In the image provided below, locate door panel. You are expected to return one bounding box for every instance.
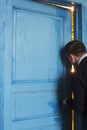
[4,0,71,130]
[13,8,63,81]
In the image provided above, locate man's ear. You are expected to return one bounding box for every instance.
[70,54,75,63]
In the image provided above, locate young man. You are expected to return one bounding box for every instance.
[63,40,87,130]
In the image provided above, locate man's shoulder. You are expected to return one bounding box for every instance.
[79,56,87,67]
[76,57,87,79]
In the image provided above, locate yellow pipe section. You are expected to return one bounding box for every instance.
[71,5,75,130]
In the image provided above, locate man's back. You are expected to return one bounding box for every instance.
[78,56,87,115]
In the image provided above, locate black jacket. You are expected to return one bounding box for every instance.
[67,56,87,114]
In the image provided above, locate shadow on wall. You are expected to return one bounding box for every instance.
[58,47,72,130]
[48,47,72,130]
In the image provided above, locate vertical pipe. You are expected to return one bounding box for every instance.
[71,6,75,40]
[71,5,75,130]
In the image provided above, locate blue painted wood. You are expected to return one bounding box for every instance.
[0,21,4,130]
[0,0,72,130]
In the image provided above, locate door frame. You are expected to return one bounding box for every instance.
[35,0,82,41]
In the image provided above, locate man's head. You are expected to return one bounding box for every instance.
[65,40,86,64]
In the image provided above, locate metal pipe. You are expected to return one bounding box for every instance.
[35,0,72,10]
[71,5,75,130]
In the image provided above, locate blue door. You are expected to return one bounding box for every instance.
[1,0,72,130]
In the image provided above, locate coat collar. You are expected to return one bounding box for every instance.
[78,53,87,65]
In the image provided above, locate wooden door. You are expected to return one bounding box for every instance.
[0,0,72,130]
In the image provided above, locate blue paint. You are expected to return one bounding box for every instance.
[0,0,83,130]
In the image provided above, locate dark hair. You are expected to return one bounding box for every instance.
[65,40,86,56]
